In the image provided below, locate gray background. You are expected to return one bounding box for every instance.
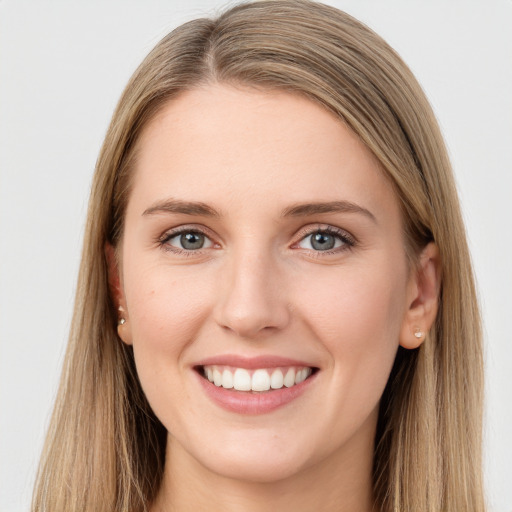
[1,1,511,510]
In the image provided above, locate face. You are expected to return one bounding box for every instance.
[116,84,419,483]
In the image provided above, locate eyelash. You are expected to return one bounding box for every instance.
[293,225,356,255]
[158,226,216,256]
[157,224,356,256]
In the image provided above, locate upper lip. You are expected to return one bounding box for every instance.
[194,354,317,369]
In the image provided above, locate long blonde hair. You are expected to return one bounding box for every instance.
[32,1,484,511]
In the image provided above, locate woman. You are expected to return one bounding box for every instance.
[32,1,485,511]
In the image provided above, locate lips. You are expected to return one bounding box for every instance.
[194,355,318,414]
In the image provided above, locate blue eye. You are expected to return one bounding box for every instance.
[297,230,349,251]
[165,231,213,251]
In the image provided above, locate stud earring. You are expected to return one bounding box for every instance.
[414,327,424,339]
[118,305,126,326]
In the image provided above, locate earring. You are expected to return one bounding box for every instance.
[414,327,424,339]
[118,305,126,326]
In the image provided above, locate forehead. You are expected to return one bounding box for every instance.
[129,84,399,221]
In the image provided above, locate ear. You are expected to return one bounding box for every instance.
[399,242,441,349]
[105,243,133,345]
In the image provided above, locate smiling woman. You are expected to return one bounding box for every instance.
[32,1,484,511]
[115,87,429,492]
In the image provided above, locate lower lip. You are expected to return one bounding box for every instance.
[195,370,317,415]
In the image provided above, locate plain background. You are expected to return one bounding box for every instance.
[1,1,511,510]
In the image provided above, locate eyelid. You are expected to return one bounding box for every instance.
[156,223,356,255]
[158,224,220,252]
[292,224,356,251]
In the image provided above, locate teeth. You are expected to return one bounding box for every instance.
[221,369,233,389]
[203,365,313,392]
[295,368,308,384]
[284,368,295,388]
[270,369,284,389]
[251,369,271,392]
[233,368,251,391]
[213,368,222,387]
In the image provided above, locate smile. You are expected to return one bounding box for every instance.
[201,365,314,392]
[194,360,319,414]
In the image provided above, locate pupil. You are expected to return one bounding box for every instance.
[180,232,204,250]
[311,232,335,250]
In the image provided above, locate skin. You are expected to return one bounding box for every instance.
[112,84,440,512]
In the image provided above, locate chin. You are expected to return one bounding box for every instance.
[203,450,310,484]
[172,427,316,484]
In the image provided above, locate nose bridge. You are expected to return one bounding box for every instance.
[215,237,289,338]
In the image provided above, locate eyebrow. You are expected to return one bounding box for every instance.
[142,198,376,223]
[281,201,377,222]
[142,199,221,217]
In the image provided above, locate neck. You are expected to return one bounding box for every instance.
[151,417,376,512]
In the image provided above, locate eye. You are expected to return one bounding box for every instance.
[296,228,353,252]
[163,230,214,251]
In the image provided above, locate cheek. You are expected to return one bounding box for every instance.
[297,258,407,341]
[122,267,216,432]
[295,259,407,409]
[123,266,215,375]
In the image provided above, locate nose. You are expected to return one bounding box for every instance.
[214,247,290,339]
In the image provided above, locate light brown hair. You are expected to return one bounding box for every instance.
[32,1,484,511]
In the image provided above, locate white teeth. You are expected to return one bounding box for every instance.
[221,369,234,389]
[295,368,311,384]
[233,368,252,391]
[284,368,295,388]
[203,365,313,392]
[270,369,284,389]
[251,369,271,391]
[213,368,222,387]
